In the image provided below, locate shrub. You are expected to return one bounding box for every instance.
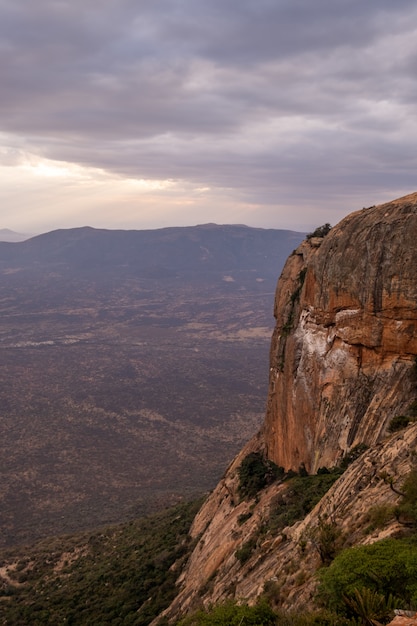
[343,587,400,625]
[237,512,253,526]
[306,223,332,239]
[388,401,417,432]
[318,538,417,614]
[177,599,277,625]
[364,505,395,533]
[268,472,341,533]
[237,452,284,500]
[389,415,411,432]
[268,608,356,625]
[0,499,202,625]
[235,538,257,564]
[317,467,331,475]
[309,517,342,566]
[339,444,368,470]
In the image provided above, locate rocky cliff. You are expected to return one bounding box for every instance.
[265,194,417,472]
[158,193,417,622]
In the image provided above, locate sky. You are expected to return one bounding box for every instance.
[1,0,417,235]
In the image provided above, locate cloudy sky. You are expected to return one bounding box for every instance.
[1,0,416,234]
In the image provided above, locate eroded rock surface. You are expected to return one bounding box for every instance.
[265,194,417,472]
[158,194,417,622]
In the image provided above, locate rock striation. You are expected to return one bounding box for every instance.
[160,424,417,621]
[265,194,417,472]
[158,193,417,622]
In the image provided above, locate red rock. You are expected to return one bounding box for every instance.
[264,193,417,471]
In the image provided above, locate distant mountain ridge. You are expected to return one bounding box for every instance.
[0,228,32,242]
[0,224,304,279]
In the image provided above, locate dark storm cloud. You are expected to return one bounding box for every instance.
[1,0,417,224]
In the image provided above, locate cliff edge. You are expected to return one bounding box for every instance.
[265,193,417,472]
[158,193,417,622]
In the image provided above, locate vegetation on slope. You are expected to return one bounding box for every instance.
[234,449,370,567]
[177,599,278,625]
[1,446,416,625]
[203,451,417,625]
[177,601,358,625]
[0,499,202,625]
[237,452,286,500]
[306,223,332,239]
[318,537,417,616]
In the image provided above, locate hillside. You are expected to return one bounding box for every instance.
[0,499,202,624]
[159,193,417,624]
[0,223,303,546]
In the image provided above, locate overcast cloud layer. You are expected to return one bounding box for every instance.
[1,0,416,233]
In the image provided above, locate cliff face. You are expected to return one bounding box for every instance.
[158,194,417,622]
[265,194,417,472]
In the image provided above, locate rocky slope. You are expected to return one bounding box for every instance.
[158,193,417,622]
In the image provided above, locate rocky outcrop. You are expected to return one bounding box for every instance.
[158,193,417,622]
[265,194,417,472]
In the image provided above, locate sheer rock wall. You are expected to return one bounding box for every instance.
[264,194,417,471]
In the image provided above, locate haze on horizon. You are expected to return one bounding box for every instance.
[1,1,416,235]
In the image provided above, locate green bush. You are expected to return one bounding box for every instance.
[339,444,368,470]
[364,505,395,533]
[235,538,257,564]
[233,470,341,565]
[389,415,411,432]
[177,599,277,625]
[237,511,253,525]
[318,537,417,614]
[273,610,357,625]
[310,517,342,565]
[343,587,400,625]
[306,223,332,239]
[388,401,417,432]
[179,603,357,626]
[237,452,284,500]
